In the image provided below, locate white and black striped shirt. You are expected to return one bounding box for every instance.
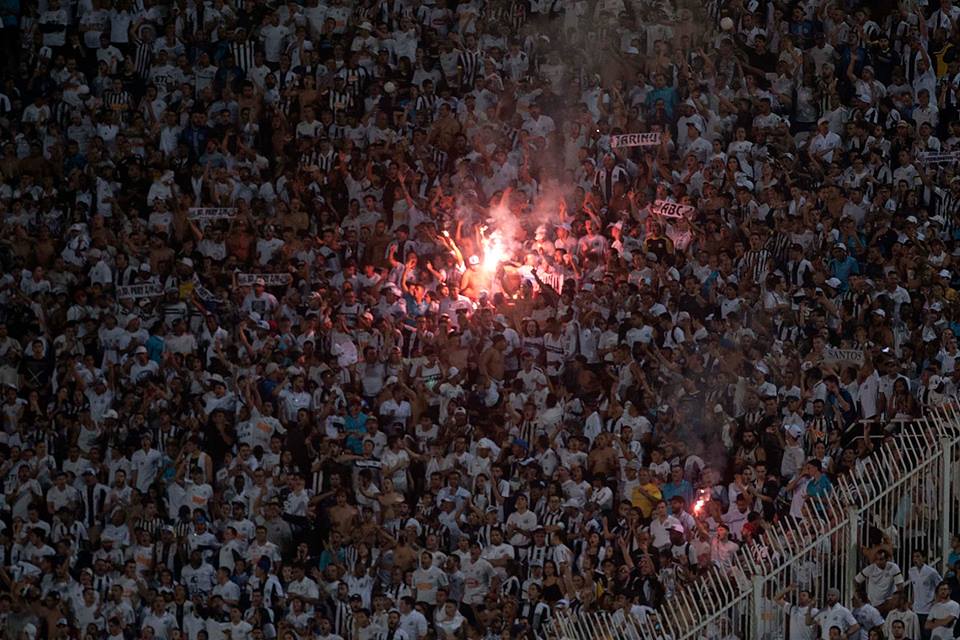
[475,523,495,548]
[929,186,960,236]
[134,515,164,539]
[458,49,483,88]
[540,509,565,534]
[153,425,181,452]
[415,93,438,121]
[155,540,179,573]
[526,544,553,573]
[764,233,791,264]
[738,249,771,284]
[786,258,814,289]
[429,146,448,171]
[81,482,109,528]
[328,89,355,115]
[593,165,629,203]
[742,409,765,430]
[383,581,412,605]
[516,420,540,447]
[519,600,552,636]
[328,123,348,140]
[300,149,336,172]
[230,40,257,73]
[52,520,86,545]
[337,65,369,98]
[134,42,153,79]
[332,600,353,638]
[93,573,113,598]
[103,89,132,116]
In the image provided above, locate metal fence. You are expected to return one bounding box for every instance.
[549,404,960,640]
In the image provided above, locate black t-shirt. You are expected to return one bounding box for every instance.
[20,353,52,391]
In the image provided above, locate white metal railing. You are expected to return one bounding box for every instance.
[548,403,960,640]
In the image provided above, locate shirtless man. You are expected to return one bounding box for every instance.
[392,529,419,572]
[326,490,359,536]
[588,432,620,476]
[459,255,482,300]
[479,335,506,382]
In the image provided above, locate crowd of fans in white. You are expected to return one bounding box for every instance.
[4,0,960,639]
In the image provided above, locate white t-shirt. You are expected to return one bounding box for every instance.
[814,604,858,640]
[131,448,163,493]
[809,131,842,163]
[505,509,538,547]
[909,564,942,614]
[649,515,681,549]
[380,448,410,491]
[399,610,428,640]
[481,543,515,579]
[461,557,494,605]
[928,599,960,640]
[855,562,904,608]
[261,24,291,62]
[411,565,447,605]
[783,602,819,640]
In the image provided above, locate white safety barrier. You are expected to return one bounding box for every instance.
[548,403,960,640]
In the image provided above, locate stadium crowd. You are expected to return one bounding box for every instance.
[3,0,960,639]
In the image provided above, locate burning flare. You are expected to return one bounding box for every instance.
[693,488,709,516]
[480,227,509,274]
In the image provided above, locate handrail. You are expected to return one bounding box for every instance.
[549,402,960,640]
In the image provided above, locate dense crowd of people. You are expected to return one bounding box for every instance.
[4,0,960,639]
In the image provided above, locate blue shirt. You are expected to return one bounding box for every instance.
[344,412,368,454]
[645,86,679,119]
[827,388,856,425]
[829,256,860,289]
[318,546,347,570]
[146,335,165,363]
[662,479,695,507]
[807,473,833,512]
[0,0,19,27]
